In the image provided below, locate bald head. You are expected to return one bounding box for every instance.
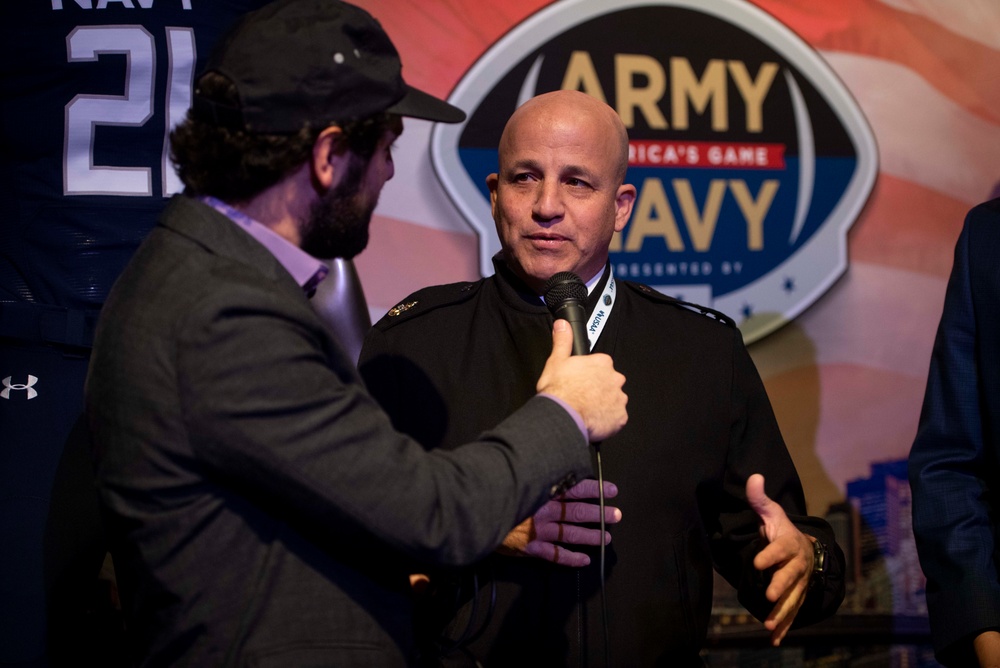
[487,90,636,293]
[500,90,630,186]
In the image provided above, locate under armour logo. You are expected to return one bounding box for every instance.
[1,375,39,400]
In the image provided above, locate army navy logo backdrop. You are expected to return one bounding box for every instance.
[431,0,877,343]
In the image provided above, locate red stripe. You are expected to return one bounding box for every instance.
[363,0,1000,129]
[848,173,968,278]
[750,0,1000,127]
[629,140,785,169]
[354,0,551,97]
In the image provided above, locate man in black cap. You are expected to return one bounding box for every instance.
[84,2,628,666]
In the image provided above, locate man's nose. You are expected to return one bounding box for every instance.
[532,180,563,221]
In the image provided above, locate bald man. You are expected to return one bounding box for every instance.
[359,91,845,666]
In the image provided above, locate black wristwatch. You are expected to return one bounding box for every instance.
[810,539,828,590]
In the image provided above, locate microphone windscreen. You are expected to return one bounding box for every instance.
[543,271,587,310]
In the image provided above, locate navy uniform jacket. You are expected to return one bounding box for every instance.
[85,197,594,667]
[359,257,845,667]
[909,197,1000,666]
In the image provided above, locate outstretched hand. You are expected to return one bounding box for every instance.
[746,473,816,646]
[497,479,621,567]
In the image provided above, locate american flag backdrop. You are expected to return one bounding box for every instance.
[351,0,1000,526]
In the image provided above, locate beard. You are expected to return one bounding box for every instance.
[299,153,375,260]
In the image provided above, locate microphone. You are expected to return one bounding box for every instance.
[543,271,590,355]
[543,270,611,666]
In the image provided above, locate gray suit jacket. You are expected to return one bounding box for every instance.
[84,196,591,667]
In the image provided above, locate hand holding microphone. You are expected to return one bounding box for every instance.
[535,272,627,443]
[543,271,592,355]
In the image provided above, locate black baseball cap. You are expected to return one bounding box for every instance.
[193,0,465,133]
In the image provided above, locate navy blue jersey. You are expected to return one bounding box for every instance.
[1,4,274,664]
[0,1,271,310]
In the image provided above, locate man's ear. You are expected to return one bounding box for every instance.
[486,173,500,220]
[312,126,349,191]
[613,183,637,233]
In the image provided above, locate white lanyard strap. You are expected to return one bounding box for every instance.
[586,273,616,351]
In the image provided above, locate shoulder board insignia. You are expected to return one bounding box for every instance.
[626,281,736,328]
[375,280,485,327]
[667,296,736,328]
[387,301,418,317]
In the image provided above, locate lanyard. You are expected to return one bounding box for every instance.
[585,273,616,351]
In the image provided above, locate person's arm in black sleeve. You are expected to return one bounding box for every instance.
[711,329,845,643]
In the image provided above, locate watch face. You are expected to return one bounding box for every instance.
[807,543,825,590]
[812,541,827,575]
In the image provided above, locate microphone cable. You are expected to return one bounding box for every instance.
[435,568,496,662]
[594,443,610,668]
